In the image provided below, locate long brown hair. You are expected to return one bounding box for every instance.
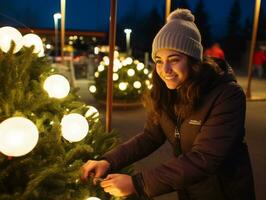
[142,57,223,123]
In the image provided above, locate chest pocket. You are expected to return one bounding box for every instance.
[180,118,203,153]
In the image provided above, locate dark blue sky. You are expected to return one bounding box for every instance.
[0,0,266,37]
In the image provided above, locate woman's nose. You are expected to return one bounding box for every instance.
[162,62,172,73]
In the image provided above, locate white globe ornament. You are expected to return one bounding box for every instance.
[0,117,39,157]
[87,197,101,200]
[22,33,44,54]
[43,74,70,98]
[61,113,89,142]
[0,26,23,53]
[85,106,99,119]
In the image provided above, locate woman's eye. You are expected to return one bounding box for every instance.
[155,60,163,65]
[169,59,179,64]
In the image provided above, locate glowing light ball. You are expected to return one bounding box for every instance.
[0,26,23,53]
[119,82,128,91]
[43,74,70,98]
[113,73,119,81]
[97,64,105,72]
[22,33,44,54]
[0,117,39,157]
[137,63,145,71]
[85,106,99,119]
[87,197,101,200]
[61,113,89,142]
[133,81,141,89]
[127,69,135,77]
[143,69,149,75]
[94,72,99,78]
[89,85,97,93]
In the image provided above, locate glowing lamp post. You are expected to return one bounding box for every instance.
[53,13,61,58]
[124,28,132,55]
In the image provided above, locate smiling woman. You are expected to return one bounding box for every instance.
[81,8,256,200]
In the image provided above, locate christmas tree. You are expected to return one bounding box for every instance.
[0,27,132,200]
[89,52,152,104]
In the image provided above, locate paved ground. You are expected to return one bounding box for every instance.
[76,75,266,200]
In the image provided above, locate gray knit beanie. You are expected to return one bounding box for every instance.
[152,9,203,61]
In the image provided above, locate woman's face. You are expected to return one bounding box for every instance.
[155,49,189,89]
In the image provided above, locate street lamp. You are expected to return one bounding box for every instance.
[53,13,61,59]
[124,28,132,55]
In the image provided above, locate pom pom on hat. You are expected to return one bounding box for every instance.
[152,8,203,61]
[167,9,195,23]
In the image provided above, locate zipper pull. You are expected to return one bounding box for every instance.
[175,126,180,139]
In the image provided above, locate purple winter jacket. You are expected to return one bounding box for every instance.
[103,61,256,200]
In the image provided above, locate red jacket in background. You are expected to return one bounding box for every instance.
[253,50,266,65]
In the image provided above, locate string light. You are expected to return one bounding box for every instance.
[89,85,97,93]
[133,81,141,89]
[127,68,135,76]
[136,63,145,71]
[113,73,119,81]
[119,82,128,91]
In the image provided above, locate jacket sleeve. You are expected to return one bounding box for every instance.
[134,83,246,198]
[103,115,166,171]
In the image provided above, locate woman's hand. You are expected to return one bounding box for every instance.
[100,174,136,197]
[81,160,110,184]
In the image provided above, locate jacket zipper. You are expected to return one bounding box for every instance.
[175,118,182,155]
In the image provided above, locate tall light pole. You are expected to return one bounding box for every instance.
[53,13,61,59]
[246,0,261,99]
[60,0,66,63]
[124,28,132,55]
[165,0,171,22]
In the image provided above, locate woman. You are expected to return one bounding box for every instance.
[81,9,256,200]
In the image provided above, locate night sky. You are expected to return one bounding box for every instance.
[0,0,266,38]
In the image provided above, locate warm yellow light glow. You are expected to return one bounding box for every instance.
[114,59,122,71]
[0,26,23,53]
[22,33,44,54]
[136,63,144,71]
[86,197,101,200]
[61,113,89,142]
[145,80,151,86]
[148,73,152,79]
[113,73,119,81]
[143,69,149,75]
[114,50,119,58]
[97,64,105,72]
[43,74,70,99]
[127,68,135,76]
[94,47,99,54]
[0,117,39,157]
[133,81,141,89]
[134,60,139,64]
[94,72,99,78]
[85,106,99,119]
[89,85,97,93]
[103,56,109,65]
[125,57,133,65]
[119,82,128,91]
